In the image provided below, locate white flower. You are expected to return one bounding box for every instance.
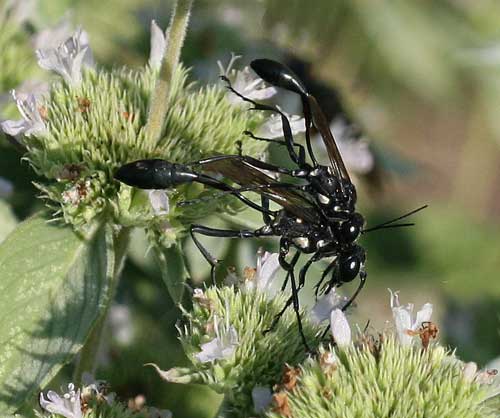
[330,309,351,347]
[330,117,374,174]
[108,304,134,346]
[149,20,166,69]
[256,111,306,139]
[389,289,433,346]
[195,314,239,363]
[310,288,346,325]
[252,386,273,413]
[218,53,277,105]
[0,177,13,199]
[0,91,46,137]
[32,17,73,50]
[242,249,280,296]
[39,383,82,418]
[148,190,169,215]
[330,309,352,348]
[36,28,94,85]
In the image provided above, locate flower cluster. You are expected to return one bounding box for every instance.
[0,24,280,238]
[148,251,322,418]
[261,291,499,418]
[148,270,499,418]
[37,374,171,418]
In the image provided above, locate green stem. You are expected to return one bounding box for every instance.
[73,226,131,383]
[146,0,193,143]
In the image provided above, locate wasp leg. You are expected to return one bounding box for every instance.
[261,195,271,225]
[277,241,310,351]
[178,182,299,209]
[319,270,367,339]
[243,131,307,167]
[221,76,304,168]
[314,261,336,300]
[300,95,318,168]
[176,172,276,216]
[190,225,270,284]
[266,250,300,331]
[341,270,367,311]
[298,252,320,291]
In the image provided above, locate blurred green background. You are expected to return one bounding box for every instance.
[1,0,500,416]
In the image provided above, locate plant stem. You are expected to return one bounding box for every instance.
[146,0,193,144]
[73,226,131,383]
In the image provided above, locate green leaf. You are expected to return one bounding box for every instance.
[0,212,115,415]
[154,242,188,304]
[0,200,17,244]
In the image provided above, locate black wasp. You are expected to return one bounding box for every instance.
[115,59,425,347]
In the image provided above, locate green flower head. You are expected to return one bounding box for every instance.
[148,251,322,418]
[37,374,171,418]
[265,337,499,418]
[1,22,274,238]
[263,291,499,418]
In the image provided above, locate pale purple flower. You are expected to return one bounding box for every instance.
[218,53,277,105]
[32,17,73,50]
[149,20,166,69]
[389,289,433,346]
[3,0,36,24]
[329,117,374,175]
[462,361,500,400]
[39,383,82,418]
[108,304,134,346]
[36,28,94,85]
[252,386,273,413]
[242,249,280,295]
[330,309,351,347]
[310,288,346,325]
[256,111,306,139]
[0,177,13,199]
[195,314,239,363]
[0,90,46,137]
[148,190,169,216]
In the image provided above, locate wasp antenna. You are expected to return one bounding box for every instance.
[362,205,427,234]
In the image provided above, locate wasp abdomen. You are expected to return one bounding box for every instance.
[114,159,197,189]
[250,59,307,96]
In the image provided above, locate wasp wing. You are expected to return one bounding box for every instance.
[197,156,321,224]
[308,95,351,183]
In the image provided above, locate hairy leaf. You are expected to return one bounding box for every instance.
[0,212,115,414]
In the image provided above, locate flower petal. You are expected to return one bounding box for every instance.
[252,386,273,413]
[195,337,224,363]
[148,190,169,215]
[256,112,306,139]
[149,20,166,69]
[36,28,93,85]
[0,177,13,199]
[310,289,344,325]
[330,309,351,347]
[256,252,280,292]
[413,303,433,330]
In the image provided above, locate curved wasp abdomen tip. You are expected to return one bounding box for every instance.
[250,58,308,96]
[114,159,170,189]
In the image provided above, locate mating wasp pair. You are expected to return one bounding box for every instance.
[116,59,424,347]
